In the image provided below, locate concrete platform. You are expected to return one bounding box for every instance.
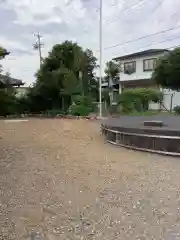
[101,115,180,156]
[102,115,180,136]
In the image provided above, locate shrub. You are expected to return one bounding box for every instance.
[173,105,180,115]
[118,88,163,114]
[69,104,91,116]
[73,95,94,109]
[68,95,94,116]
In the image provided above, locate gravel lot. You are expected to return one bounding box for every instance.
[1,119,180,240]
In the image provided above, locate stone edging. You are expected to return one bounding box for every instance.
[101,124,180,156]
[0,114,98,120]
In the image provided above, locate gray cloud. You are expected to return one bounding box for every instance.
[0,0,180,85]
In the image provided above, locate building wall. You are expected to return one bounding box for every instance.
[118,53,165,82]
[163,89,180,110]
[15,87,28,98]
[116,50,180,111]
[149,89,180,111]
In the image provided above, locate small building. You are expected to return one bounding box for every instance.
[0,74,24,88]
[113,49,180,111]
[0,74,28,98]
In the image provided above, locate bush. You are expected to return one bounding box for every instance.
[73,95,94,109]
[68,95,94,116]
[173,105,180,115]
[69,104,91,116]
[118,88,163,114]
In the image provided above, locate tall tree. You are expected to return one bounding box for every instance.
[81,49,98,96]
[0,48,16,116]
[104,60,120,84]
[152,48,180,90]
[29,41,98,112]
[103,60,120,106]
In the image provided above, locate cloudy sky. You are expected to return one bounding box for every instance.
[0,0,180,85]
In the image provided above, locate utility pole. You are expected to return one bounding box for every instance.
[99,0,103,118]
[33,32,43,68]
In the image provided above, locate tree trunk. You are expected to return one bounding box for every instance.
[62,96,64,112]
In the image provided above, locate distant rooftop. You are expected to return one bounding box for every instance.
[113,49,169,61]
[0,74,24,86]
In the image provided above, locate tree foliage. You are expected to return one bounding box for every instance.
[152,47,180,90]
[118,88,163,113]
[0,46,10,59]
[0,46,10,60]
[68,96,94,116]
[27,41,98,113]
[0,42,99,116]
[0,47,16,116]
[0,47,9,75]
[173,105,180,115]
[103,60,120,108]
[104,60,120,84]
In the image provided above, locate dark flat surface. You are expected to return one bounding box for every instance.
[102,115,180,136]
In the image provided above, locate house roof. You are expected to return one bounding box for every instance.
[0,74,24,86]
[113,49,169,61]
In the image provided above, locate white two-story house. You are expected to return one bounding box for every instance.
[113,49,180,111]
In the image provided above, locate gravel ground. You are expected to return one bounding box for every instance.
[1,119,180,240]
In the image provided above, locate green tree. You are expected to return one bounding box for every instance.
[0,72,17,116]
[118,88,163,113]
[0,47,17,116]
[0,46,9,60]
[0,46,10,79]
[28,41,98,113]
[152,48,180,90]
[103,61,120,107]
[81,49,98,96]
[104,60,120,84]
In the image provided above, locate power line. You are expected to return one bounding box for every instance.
[112,35,180,59]
[105,0,156,24]
[105,0,144,23]
[102,25,180,51]
[62,1,125,35]
[83,0,160,34]
[84,0,161,40]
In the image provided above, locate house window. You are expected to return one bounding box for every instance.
[124,61,136,74]
[143,58,157,71]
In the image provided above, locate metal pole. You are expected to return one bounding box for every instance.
[99,0,103,117]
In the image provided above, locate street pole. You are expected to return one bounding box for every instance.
[99,0,103,118]
[33,32,43,68]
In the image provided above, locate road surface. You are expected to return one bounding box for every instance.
[0,119,180,239]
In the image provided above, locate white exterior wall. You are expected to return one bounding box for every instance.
[172,92,180,108]
[149,102,160,110]
[118,53,165,82]
[15,87,28,98]
[163,89,180,110]
[115,50,180,111]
